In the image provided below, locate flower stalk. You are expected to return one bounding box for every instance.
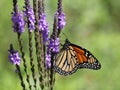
[12,0,32,89]
[16,64,26,90]
[24,0,36,89]
[8,44,26,90]
[32,0,44,89]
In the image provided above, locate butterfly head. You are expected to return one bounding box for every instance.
[62,39,71,49]
[65,39,70,44]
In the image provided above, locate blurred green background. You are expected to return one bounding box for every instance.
[1,0,120,90]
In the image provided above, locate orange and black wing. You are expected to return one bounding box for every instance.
[71,44,101,70]
[54,39,101,76]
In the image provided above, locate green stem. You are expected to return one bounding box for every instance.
[16,65,26,90]
[33,0,45,89]
[28,31,37,89]
[17,33,32,90]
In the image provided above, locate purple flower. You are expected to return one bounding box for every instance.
[55,12,66,30]
[8,44,21,65]
[24,1,35,32]
[12,12,25,34]
[45,54,51,68]
[45,38,60,68]
[47,38,60,53]
[38,13,49,43]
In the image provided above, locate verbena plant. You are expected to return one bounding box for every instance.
[8,0,66,90]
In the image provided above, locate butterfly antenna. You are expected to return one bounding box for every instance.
[61,31,67,38]
[61,31,68,40]
[60,43,63,46]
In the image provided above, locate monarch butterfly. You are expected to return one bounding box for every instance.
[54,39,101,76]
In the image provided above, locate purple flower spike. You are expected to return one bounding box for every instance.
[57,12,66,30]
[45,54,51,68]
[8,44,21,65]
[48,38,60,53]
[12,12,25,34]
[55,11,66,30]
[24,0,35,32]
[38,13,49,43]
[45,38,60,68]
